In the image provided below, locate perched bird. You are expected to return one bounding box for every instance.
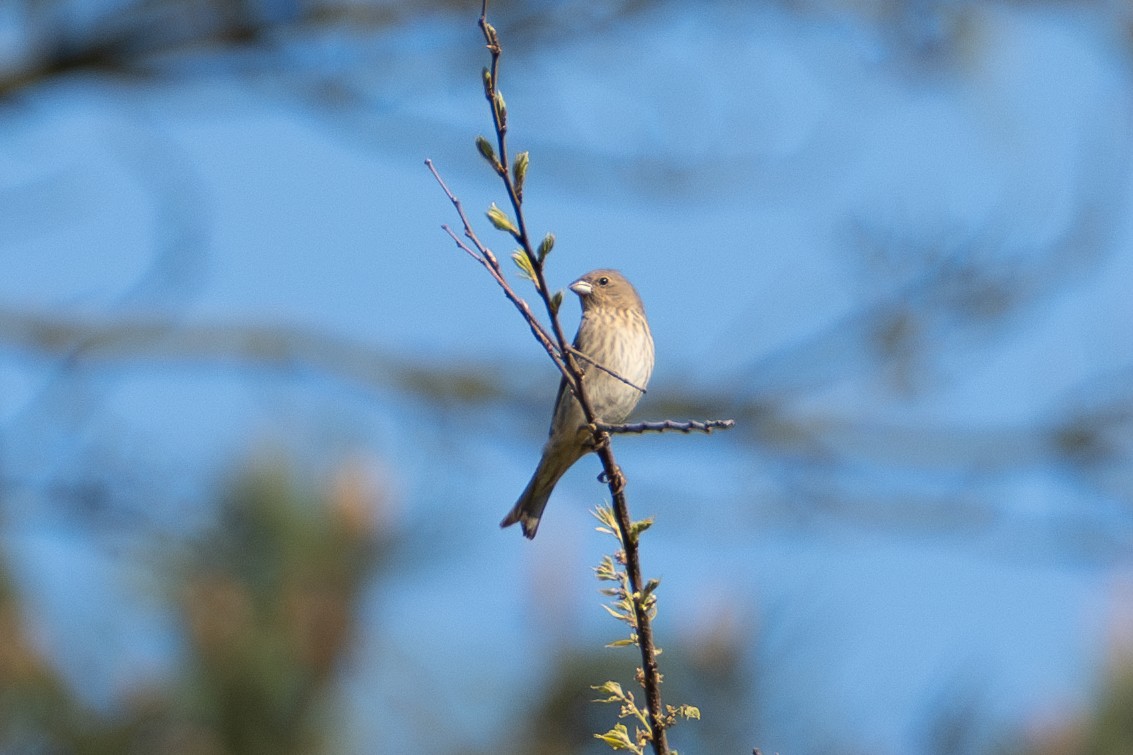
[501,269,654,538]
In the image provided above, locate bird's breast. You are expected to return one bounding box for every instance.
[575,309,654,423]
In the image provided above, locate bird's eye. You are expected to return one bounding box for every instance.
[598,276,610,286]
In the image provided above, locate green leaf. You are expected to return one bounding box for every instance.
[538,232,555,260]
[601,603,630,621]
[550,289,563,316]
[606,637,636,648]
[594,724,637,751]
[513,151,529,195]
[487,203,518,235]
[475,136,499,170]
[591,680,625,698]
[481,67,493,97]
[511,250,536,282]
[640,578,661,599]
[628,517,653,543]
[594,554,618,581]
[494,91,507,125]
[592,505,617,531]
[678,704,701,720]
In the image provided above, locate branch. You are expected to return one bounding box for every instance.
[596,419,736,435]
[425,158,572,386]
[474,5,672,752]
[425,161,648,399]
[0,307,508,404]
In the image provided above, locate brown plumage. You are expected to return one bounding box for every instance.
[501,269,654,538]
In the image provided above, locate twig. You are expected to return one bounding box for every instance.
[425,159,572,385]
[418,172,649,400]
[596,419,736,435]
[567,346,649,395]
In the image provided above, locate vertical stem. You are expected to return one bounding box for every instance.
[477,2,669,751]
[601,444,670,754]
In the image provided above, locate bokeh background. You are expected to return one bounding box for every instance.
[2,0,1133,753]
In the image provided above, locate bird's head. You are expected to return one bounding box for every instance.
[569,269,644,313]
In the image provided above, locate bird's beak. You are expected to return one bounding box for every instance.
[570,280,592,297]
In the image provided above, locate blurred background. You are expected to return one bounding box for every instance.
[1,0,1132,752]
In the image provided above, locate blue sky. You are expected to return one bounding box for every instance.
[2,1,1132,752]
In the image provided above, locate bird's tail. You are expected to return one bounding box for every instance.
[501,451,576,539]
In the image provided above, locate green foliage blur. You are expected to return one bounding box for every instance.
[0,466,383,755]
[1017,645,1133,755]
[0,463,761,754]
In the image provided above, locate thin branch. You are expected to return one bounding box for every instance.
[425,165,647,399]
[567,346,648,395]
[597,419,736,435]
[423,158,494,262]
[426,159,572,385]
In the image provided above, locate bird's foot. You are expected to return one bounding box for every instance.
[597,465,627,493]
[586,424,611,452]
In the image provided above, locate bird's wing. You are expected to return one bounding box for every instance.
[547,329,587,437]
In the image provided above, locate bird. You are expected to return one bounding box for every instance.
[501,269,654,539]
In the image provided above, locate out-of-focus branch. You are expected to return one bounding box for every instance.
[4,304,1132,563]
[5,305,1131,483]
[0,0,403,96]
[0,308,506,405]
[1,0,669,97]
[730,120,1131,403]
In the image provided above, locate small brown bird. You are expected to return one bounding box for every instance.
[501,269,654,538]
